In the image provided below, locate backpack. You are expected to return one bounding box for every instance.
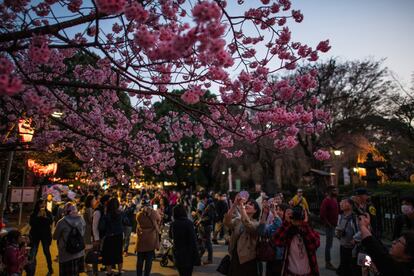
[63,219,85,254]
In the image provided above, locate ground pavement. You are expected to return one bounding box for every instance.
[33,230,339,276]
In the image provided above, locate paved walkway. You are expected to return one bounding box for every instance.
[32,229,339,276]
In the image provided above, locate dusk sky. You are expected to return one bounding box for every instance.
[288,0,414,86]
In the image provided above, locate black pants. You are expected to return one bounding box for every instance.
[177,266,193,276]
[32,238,53,272]
[136,250,154,276]
[337,246,357,276]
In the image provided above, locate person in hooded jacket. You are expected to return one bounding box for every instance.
[53,202,86,276]
[170,204,200,276]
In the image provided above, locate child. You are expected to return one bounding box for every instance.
[3,229,28,276]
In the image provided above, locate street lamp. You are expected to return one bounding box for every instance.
[1,119,35,228]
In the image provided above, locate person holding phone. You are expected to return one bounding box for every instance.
[272,205,321,276]
[224,193,261,276]
[359,213,414,276]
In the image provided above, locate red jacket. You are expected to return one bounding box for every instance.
[273,221,320,276]
[320,197,339,227]
[3,244,27,274]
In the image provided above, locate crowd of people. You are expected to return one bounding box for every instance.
[0,184,413,276]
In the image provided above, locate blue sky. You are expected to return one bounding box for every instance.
[287,0,414,86]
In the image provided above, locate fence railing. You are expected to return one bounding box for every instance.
[306,192,401,240]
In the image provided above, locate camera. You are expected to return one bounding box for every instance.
[291,206,304,221]
[335,227,345,239]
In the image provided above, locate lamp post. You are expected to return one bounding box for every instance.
[18,119,34,225]
[0,119,34,227]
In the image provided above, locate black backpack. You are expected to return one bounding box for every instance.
[64,219,85,254]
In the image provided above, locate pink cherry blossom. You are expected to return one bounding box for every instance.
[96,0,126,15]
[314,149,331,161]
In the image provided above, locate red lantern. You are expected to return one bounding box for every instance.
[18,119,34,143]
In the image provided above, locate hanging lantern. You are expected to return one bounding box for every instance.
[18,119,34,143]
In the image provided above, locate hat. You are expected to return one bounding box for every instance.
[353,188,371,196]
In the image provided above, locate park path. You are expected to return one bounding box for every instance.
[33,229,339,276]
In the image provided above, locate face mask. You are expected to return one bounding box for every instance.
[401,205,414,215]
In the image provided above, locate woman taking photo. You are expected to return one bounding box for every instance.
[170,204,199,276]
[224,194,261,276]
[29,199,53,275]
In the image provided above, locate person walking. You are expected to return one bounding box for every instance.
[170,204,200,276]
[101,197,124,275]
[121,193,136,256]
[135,198,161,276]
[320,185,339,270]
[53,203,86,276]
[82,195,94,272]
[224,194,261,276]
[197,197,215,265]
[29,199,54,275]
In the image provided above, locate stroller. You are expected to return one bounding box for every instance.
[158,223,174,267]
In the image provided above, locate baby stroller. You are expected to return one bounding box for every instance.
[158,223,174,267]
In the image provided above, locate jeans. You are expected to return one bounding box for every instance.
[325,226,335,262]
[202,225,213,261]
[136,251,154,276]
[123,226,132,252]
[32,238,53,272]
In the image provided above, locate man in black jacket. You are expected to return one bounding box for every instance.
[359,213,414,276]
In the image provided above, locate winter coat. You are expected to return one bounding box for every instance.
[135,207,161,253]
[53,215,86,263]
[29,210,53,243]
[170,217,199,268]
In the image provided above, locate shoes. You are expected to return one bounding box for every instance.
[326,262,337,270]
[203,260,213,265]
[212,239,219,245]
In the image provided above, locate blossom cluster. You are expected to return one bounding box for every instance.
[0,0,333,180]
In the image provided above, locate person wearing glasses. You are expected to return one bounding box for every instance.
[359,213,414,276]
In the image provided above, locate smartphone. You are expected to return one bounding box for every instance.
[357,253,372,267]
[239,191,249,201]
[153,204,158,210]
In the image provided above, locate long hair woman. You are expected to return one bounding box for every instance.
[101,197,124,275]
[224,194,261,276]
[29,199,54,275]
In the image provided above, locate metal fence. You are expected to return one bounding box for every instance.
[306,191,401,240]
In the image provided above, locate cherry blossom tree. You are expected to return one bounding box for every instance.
[0,0,331,183]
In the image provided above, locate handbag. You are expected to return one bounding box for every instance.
[216,254,231,275]
[256,236,276,262]
[85,250,101,264]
